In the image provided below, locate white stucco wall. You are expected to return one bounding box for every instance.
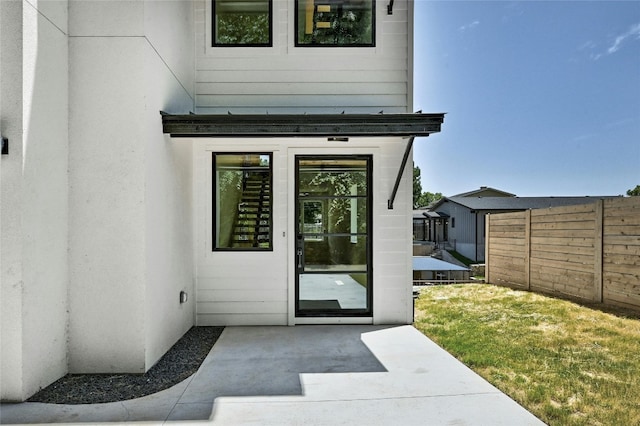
[1,0,69,401]
[68,0,195,374]
[143,0,195,367]
[1,0,26,401]
[68,36,147,373]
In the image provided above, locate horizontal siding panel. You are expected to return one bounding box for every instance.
[197,277,286,291]
[530,229,596,239]
[531,244,594,257]
[489,217,525,226]
[603,294,640,311]
[489,230,526,239]
[197,301,286,314]
[603,235,640,246]
[530,257,593,274]
[530,236,595,248]
[531,267,594,288]
[605,196,640,210]
[531,203,596,216]
[603,243,640,256]
[531,248,593,265]
[490,237,526,246]
[196,70,408,83]
[197,94,407,108]
[197,82,407,96]
[603,215,640,226]
[197,289,287,302]
[532,211,595,223]
[197,313,287,326]
[196,57,408,71]
[531,221,594,231]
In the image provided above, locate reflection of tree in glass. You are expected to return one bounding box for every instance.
[217,14,269,44]
[307,169,367,266]
[304,202,323,224]
[299,0,373,45]
[309,170,366,232]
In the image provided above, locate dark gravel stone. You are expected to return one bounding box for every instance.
[28,326,224,405]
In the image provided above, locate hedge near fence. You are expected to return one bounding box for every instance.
[485,197,639,313]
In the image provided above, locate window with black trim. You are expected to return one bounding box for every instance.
[451,217,455,228]
[213,153,272,250]
[213,0,272,46]
[295,0,375,46]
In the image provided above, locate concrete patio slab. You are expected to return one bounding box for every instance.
[0,325,544,425]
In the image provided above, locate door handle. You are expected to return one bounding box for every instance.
[297,247,303,269]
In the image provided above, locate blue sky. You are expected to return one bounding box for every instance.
[413,0,640,197]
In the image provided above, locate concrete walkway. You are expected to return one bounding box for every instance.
[1,325,545,425]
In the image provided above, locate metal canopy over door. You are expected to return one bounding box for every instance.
[295,155,372,317]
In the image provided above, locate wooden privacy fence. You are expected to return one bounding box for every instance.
[485,197,640,312]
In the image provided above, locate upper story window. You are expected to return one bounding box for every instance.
[213,0,272,46]
[295,0,375,47]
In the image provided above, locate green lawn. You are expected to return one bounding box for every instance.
[414,284,640,426]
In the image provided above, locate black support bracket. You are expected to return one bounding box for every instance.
[387,136,414,209]
[1,137,7,155]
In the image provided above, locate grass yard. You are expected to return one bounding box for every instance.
[414,284,640,426]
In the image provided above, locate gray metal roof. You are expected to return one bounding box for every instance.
[451,187,516,198]
[413,210,449,219]
[441,196,620,211]
[161,112,445,138]
[413,256,470,271]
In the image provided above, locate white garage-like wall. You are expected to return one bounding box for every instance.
[193,137,414,326]
[194,0,413,114]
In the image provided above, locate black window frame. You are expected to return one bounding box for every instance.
[294,154,374,317]
[212,0,273,47]
[294,0,376,47]
[212,152,274,251]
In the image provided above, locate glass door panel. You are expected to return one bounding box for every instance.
[295,156,372,316]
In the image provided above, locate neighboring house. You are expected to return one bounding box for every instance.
[1,0,444,401]
[413,187,513,242]
[424,193,620,262]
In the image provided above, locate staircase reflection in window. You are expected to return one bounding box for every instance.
[213,153,272,251]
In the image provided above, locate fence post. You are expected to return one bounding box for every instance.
[485,214,490,284]
[525,209,531,290]
[594,199,604,303]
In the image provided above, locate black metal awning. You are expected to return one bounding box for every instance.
[160,112,444,138]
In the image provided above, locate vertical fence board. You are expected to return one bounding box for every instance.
[524,209,531,290]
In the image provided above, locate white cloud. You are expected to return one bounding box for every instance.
[607,22,640,54]
[583,22,640,61]
[459,20,480,32]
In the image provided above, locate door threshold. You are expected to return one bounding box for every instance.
[294,317,374,325]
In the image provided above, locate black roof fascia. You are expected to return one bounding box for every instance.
[160,112,445,138]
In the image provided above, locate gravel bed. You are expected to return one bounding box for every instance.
[28,326,224,405]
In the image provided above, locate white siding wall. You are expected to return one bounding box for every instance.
[194,137,413,325]
[194,0,412,114]
[438,202,484,261]
[0,0,69,401]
